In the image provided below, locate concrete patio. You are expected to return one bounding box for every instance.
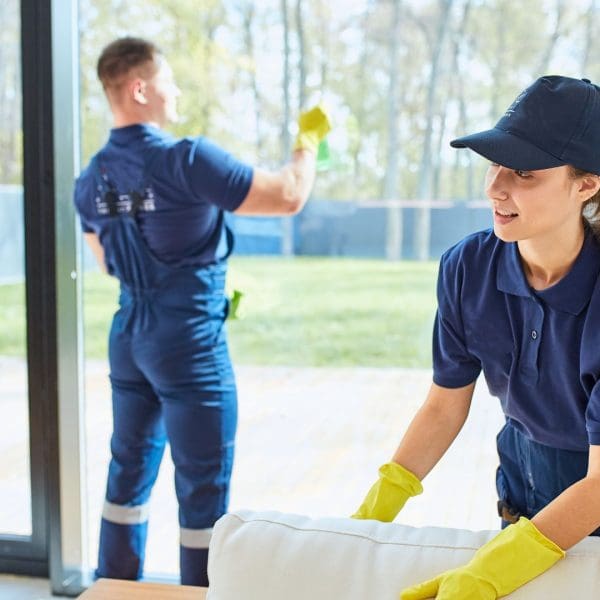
[1,357,505,578]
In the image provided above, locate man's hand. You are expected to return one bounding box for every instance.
[400,518,565,599]
[294,104,332,154]
[352,462,423,522]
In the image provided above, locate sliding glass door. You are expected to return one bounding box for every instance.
[0,3,83,594]
[0,0,31,542]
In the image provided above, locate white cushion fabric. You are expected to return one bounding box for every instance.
[207,510,600,599]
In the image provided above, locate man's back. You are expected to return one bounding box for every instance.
[75,123,253,269]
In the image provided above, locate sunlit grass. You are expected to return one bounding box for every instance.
[226,257,438,367]
[0,257,439,367]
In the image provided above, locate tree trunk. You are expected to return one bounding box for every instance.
[350,5,372,187]
[384,0,403,260]
[296,0,307,109]
[240,2,263,156]
[489,1,508,121]
[535,0,565,75]
[580,0,596,73]
[449,0,473,200]
[432,107,447,201]
[316,0,330,93]
[0,1,20,183]
[413,0,454,261]
[280,0,294,256]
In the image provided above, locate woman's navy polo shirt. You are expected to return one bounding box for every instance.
[433,228,600,451]
[74,124,253,267]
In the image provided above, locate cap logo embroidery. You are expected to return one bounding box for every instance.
[504,89,528,117]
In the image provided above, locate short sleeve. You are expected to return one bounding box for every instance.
[169,137,253,212]
[585,382,600,445]
[579,285,600,446]
[432,250,482,388]
[584,331,600,446]
[73,172,96,233]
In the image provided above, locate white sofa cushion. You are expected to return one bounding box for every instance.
[207,510,600,599]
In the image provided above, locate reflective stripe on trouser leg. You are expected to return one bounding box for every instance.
[180,527,212,587]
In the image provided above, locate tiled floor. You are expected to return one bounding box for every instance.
[0,575,70,599]
[1,359,505,592]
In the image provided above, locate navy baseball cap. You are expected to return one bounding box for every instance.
[450,76,600,175]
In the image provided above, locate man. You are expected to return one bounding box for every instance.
[74,36,330,586]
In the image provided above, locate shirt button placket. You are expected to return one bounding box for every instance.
[521,301,543,382]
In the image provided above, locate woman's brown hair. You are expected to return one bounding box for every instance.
[569,166,600,237]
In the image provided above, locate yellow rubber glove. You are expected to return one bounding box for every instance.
[401,517,565,600]
[352,462,423,522]
[227,289,243,320]
[293,104,332,154]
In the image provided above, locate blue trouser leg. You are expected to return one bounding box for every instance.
[161,385,237,586]
[133,316,238,587]
[96,375,167,580]
[120,305,237,586]
[179,548,210,587]
[97,521,149,581]
[495,422,600,535]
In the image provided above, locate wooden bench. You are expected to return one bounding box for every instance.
[78,578,208,599]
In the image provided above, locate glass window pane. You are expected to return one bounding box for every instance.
[77,0,527,581]
[0,0,31,538]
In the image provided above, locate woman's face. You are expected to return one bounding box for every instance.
[484,164,587,243]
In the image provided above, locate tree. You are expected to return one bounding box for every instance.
[534,0,566,76]
[383,0,404,260]
[413,0,455,261]
[236,1,264,156]
[580,0,597,74]
[0,0,22,184]
[74,0,600,258]
[280,0,294,256]
[449,0,473,201]
[296,0,308,109]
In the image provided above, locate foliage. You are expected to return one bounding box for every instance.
[4,0,599,198]
[72,0,600,203]
[3,1,600,261]
[0,0,22,184]
[0,279,27,357]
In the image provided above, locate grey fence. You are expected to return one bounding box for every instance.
[228,199,491,259]
[0,186,26,283]
[1,185,491,282]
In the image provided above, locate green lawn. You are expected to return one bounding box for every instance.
[0,281,28,358]
[0,257,439,367]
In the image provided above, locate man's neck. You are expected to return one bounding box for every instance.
[111,106,161,129]
[112,116,160,129]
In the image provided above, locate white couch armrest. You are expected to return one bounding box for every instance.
[207,510,600,599]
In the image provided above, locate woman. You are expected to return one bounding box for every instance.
[354,76,600,599]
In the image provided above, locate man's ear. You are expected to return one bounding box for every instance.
[130,78,148,105]
[578,174,600,202]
